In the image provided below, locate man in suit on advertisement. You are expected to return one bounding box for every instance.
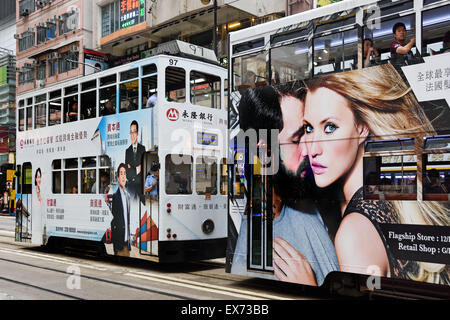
[125,120,146,199]
[111,163,131,257]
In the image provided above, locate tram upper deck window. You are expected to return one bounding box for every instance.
[142,74,157,109]
[35,102,46,129]
[271,39,310,83]
[26,106,32,130]
[165,154,192,194]
[313,28,358,76]
[100,86,116,116]
[81,80,96,91]
[233,52,266,91]
[364,5,416,66]
[63,95,78,123]
[143,64,157,76]
[196,157,217,195]
[81,90,96,120]
[190,71,221,109]
[421,4,450,56]
[100,74,116,87]
[165,67,186,103]
[120,68,138,82]
[48,99,61,126]
[49,89,61,100]
[18,108,25,132]
[119,80,138,113]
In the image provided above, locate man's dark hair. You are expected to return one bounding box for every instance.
[392,22,406,34]
[151,161,160,172]
[130,120,139,132]
[117,163,127,177]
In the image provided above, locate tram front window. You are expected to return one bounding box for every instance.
[100,86,116,116]
[165,154,192,195]
[165,67,186,103]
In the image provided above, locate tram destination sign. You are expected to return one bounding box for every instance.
[120,0,145,29]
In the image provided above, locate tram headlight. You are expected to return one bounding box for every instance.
[202,219,214,235]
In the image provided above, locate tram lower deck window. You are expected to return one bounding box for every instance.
[196,157,217,195]
[165,154,192,194]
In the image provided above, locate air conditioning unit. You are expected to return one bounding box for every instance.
[36,0,45,8]
[54,15,63,21]
[50,52,61,60]
[37,22,47,28]
[27,28,34,33]
[14,34,23,40]
[46,18,56,25]
[20,8,30,17]
[24,63,33,69]
[15,67,22,73]
[69,46,79,53]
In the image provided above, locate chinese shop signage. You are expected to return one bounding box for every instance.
[120,0,145,29]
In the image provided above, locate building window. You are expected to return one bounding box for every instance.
[59,51,79,73]
[101,1,120,37]
[48,59,57,77]
[19,31,35,52]
[59,10,79,34]
[37,61,46,80]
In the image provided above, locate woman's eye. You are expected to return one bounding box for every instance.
[324,123,338,134]
[304,124,313,134]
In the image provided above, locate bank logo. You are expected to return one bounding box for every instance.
[167,108,179,121]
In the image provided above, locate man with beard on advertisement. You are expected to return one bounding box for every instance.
[110,163,131,257]
[277,64,450,285]
[230,82,340,286]
[125,120,146,199]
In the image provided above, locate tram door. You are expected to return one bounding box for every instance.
[139,152,159,256]
[248,153,273,271]
[15,163,33,242]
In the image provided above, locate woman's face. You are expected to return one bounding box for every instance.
[36,171,41,188]
[303,87,366,188]
[278,95,305,173]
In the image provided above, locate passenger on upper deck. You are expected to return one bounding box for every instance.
[145,92,157,108]
[101,100,115,116]
[363,38,380,68]
[390,22,416,66]
[67,101,78,122]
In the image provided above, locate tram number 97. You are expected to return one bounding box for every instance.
[169,59,178,66]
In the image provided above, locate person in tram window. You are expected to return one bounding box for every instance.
[363,38,380,68]
[145,91,157,109]
[110,163,131,257]
[67,101,78,122]
[144,162,159,198]
[125,120,146,199]
[102,100,115,116]
[92,171,110,194]
[390,22,416,66]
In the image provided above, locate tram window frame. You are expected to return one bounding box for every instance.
[232,51,267,91]
[52,159,62,194]
[26,106,32,130]
[165,154,193,195]
[363,154,418,200]
[81,156,97,194]
[63,94,79,123]
[81,80,96,91]
[98,156,112,194]
[64,158,79,194]
[18,108,25,132]
[120,68,138,82]
[421,4,450,56]
[119,79,139,113]
[48,98,62,126]
[80,89,97,120]
[270,39,310,83]
[99,85,117,116]
[313,27,358,76]
[220,158,228,195]
[195,156,218,195]
[165,66,186,103]
[423,152,450,200]
[34,102,47,129]
[190,71,221,109]
[363,12,416,66]
[22,163,32,195]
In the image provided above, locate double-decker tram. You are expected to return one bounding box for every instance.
[15,41,228,262]
[227,0,450,297]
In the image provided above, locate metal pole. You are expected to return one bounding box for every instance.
[213,0,217,55]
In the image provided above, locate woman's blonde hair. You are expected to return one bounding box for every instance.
[307,64,450,284]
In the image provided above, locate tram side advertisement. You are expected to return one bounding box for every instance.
[17,108,158,258]
[227,52,450,287]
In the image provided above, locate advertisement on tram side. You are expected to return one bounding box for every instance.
[227,53,450,286]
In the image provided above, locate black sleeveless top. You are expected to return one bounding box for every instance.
[343,187,410,279]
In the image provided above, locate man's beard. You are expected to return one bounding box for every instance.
[273,156,316,206]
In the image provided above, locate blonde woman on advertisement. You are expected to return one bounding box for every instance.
[273,64,450,285]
